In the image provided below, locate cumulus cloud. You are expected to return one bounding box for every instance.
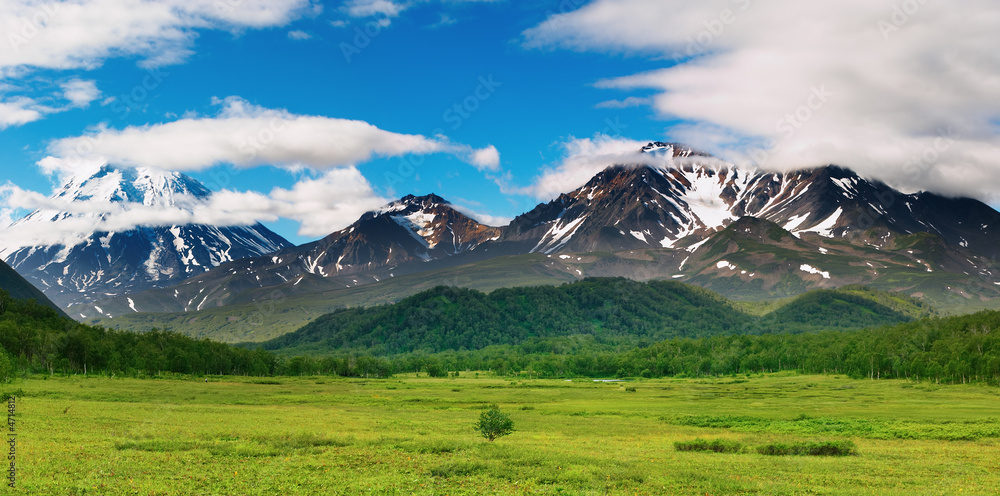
[0,0,316,129]
[524,0,1000,201]
[40,96,501,176]
[1,0,317,71]
[0,96,44,129]
[467,145,500,171]
[287,30,312,40]
[60,79,100,108]
[264,168,392,236]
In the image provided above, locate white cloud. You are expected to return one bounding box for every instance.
[1,0,317,71]
[508,135,659,200]
[287,30,312,40]
[468,145,500,171]
[451,204,510,227]
[342,0,501,26]
[0,0,316,130]
[41,96,501,175]
[0,79,102,128]
[265,168,391,236]
[595,96,652,109]
[0,96,44,128]
[344,0,407,19]
[524,0,1000,201]
[60,79,100,108]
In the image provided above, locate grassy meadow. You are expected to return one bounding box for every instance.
[8,373,1000,495]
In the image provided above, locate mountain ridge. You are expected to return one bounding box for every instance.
[14,142,1000,324]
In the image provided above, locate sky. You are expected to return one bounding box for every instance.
[0,0,998,247]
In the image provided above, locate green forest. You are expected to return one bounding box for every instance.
[261,278,932,356]
[264,310,1000,385]
[0,277,995,386]
[0,290,276,378]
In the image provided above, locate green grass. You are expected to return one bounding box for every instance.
[7,373,1000,495]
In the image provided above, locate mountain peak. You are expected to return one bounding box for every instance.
[2,166,290,310]
[57,164,211,205]
[398,193,449,206]
[640,141,709,158]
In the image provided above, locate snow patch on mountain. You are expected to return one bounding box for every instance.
[799,264,831,279]
[716,260,737,271]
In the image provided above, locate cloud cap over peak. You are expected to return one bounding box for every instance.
[525,0,1000,202]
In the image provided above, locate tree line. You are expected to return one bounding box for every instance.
[261,279,923,356]
[269,310,1000,385]
[0,291,276,378]
[0,282,996,386]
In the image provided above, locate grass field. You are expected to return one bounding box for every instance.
[8,373,1000,495]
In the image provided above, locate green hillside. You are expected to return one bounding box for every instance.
[0,260,67,317]
[757,287,935,333]
[0,290,273,377]
[260,278,925,357]
[96,254,580,342]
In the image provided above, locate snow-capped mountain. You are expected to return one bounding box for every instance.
[77,193,502,317]
[81,142,1000,322]
[490,142,1000,258]
[1,165,291,310]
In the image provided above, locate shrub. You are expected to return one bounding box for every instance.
[756,440,857,457]
[477,404,514,442]
[673,438,744,453]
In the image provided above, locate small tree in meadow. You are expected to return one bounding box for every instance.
[476,404,514,442]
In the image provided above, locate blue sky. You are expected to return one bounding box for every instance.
[1,0,998,247]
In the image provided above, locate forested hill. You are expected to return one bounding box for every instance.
[0,260,66,317]
[0,290,274,377]
[261,278,931,356]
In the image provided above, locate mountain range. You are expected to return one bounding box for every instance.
[4,143,999,339]
[0,166,291,311]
